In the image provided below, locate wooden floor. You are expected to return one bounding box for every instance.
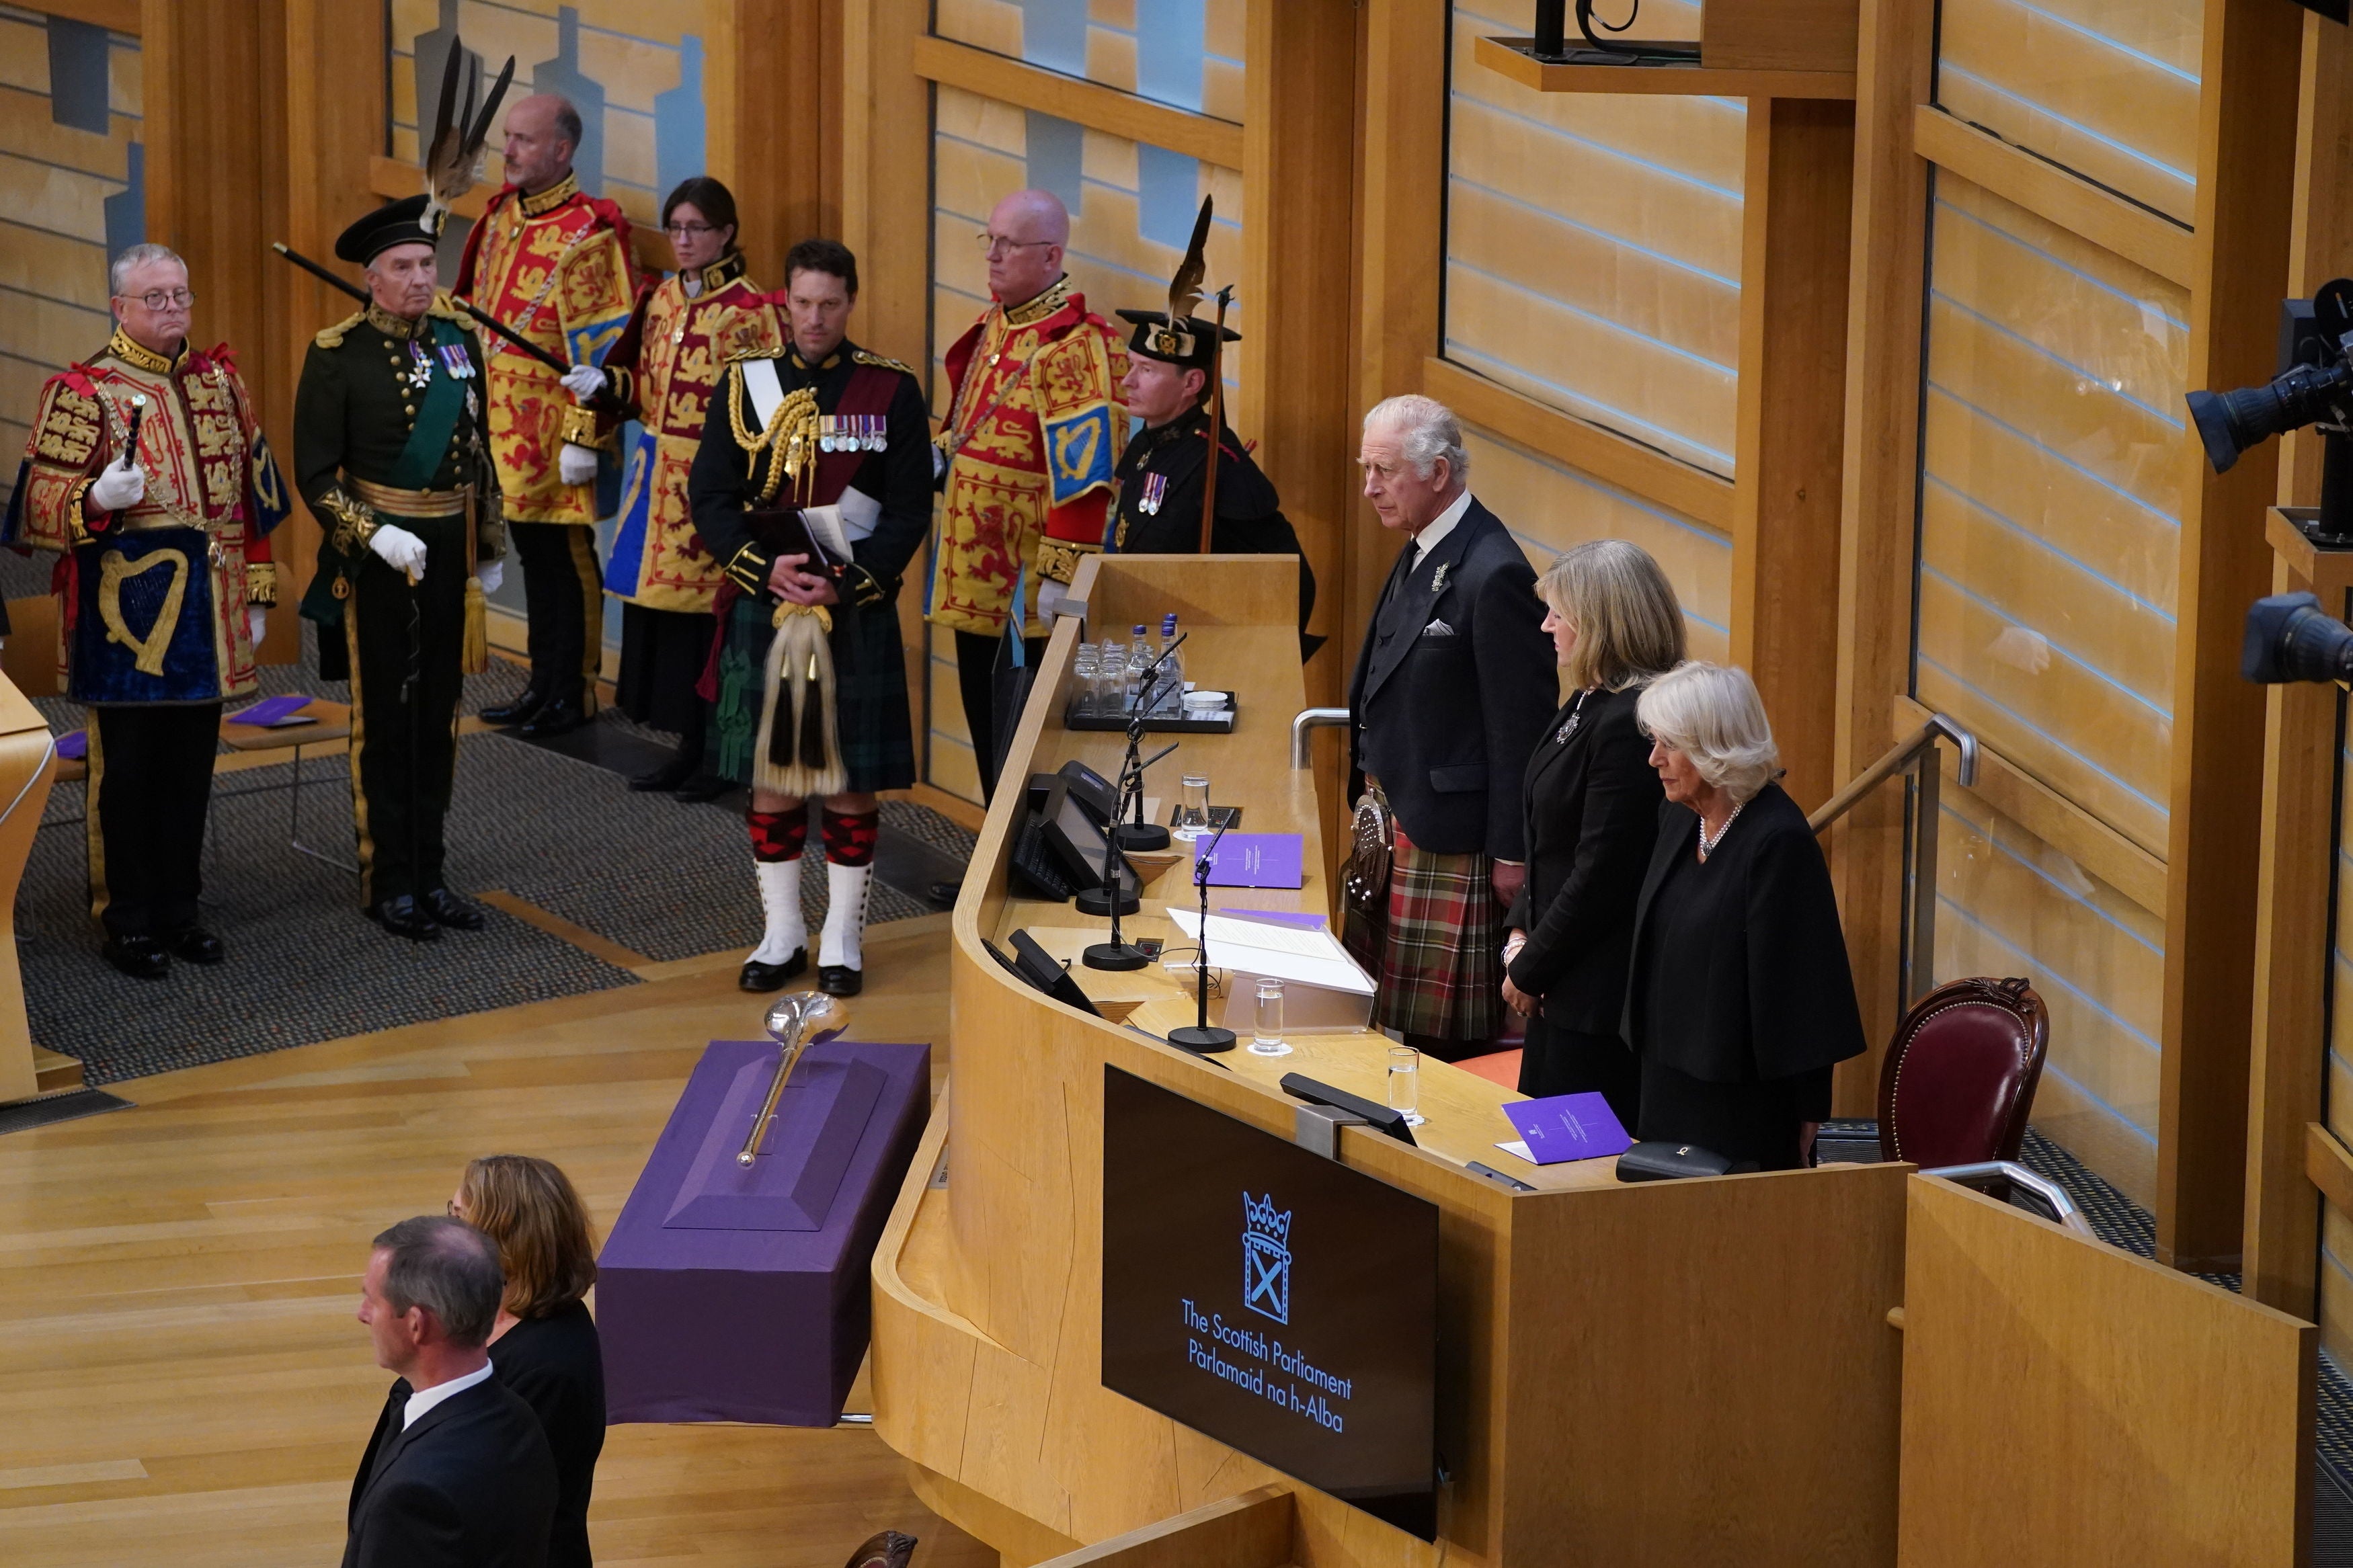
[0,912,996,1568]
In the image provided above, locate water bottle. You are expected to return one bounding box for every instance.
[1072,645,1099,718]
[1125,625,1153,713]
[1158,613,1185,714]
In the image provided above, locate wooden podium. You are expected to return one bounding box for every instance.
[0,671,57,1105]
[869,555,2313,1567]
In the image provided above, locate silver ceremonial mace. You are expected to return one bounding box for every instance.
[738,992,848,1167]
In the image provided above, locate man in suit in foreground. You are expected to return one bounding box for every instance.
[346,1215,557,1567]
[1348,395,1553,1061]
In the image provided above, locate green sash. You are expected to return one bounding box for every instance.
[388,315,469,490]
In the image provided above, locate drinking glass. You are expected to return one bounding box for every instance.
[1248,978,1291,1057]
[1071,647,1099,718]
[1387,1044,1425,1126]
[1172,773,1213,839]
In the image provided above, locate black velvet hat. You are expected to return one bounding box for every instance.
[1115,309,1240,374]
[334,194,442,264]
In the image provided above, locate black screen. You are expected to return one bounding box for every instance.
[1099,1067,1439,1540]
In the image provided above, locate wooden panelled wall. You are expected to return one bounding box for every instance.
[61,0,2335,1273]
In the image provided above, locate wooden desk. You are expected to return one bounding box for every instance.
[869,556,1912,1567]
[0,675,57,1102]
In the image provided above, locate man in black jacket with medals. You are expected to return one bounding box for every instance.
[688,239,929,999]
[295,194,506,941]
[1109,306,1316,649]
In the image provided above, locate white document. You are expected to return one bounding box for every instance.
[1497,1141,1535,1163]
[836,484,881,541]
[799,504,852,561]
[1166,908,1375,1035]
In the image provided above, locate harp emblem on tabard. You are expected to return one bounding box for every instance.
[1242,1192,1292,1326]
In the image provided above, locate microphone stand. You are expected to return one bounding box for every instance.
[1167,816,1237,1053]
[1081,634,1191,966]
[1111,630,1187,852]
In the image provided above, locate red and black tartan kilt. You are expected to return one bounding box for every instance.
[1373,819,1503,1047]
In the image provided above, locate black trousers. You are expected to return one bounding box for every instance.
[1516,1015,1641,1132]
[510,521,602,708]
[615,601,713,765]
[346,513,467,905]
[953,628,1046,802]
[87,702,221,938]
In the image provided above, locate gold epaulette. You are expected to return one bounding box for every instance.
[852,348,915,376]
[313,310,366,349]
[427,291,469,324]
[725,343,785,364]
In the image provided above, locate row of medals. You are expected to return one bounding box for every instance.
[818,415,887,453]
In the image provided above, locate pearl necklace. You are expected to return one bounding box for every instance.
[1697,799,1743,862]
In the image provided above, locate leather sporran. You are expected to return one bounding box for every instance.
[1340,788,1393,974]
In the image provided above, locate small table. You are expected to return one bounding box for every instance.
[218,699,358,872]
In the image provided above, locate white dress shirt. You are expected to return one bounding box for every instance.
[1409,488,1475,570]
[403,1359,494,1430]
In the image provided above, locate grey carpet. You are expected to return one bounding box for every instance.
[12,623,975,1083]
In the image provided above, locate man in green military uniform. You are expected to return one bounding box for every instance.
[1110,305,1316,650]
[294,194,506,941]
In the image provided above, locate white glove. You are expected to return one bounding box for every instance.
[368,522,429,579]
[559,443,598,485]
[561,364,606,401]
[247,606,268,647]
[475,559,504,595]
[1035,578,1068,622]
[88,455,144,511]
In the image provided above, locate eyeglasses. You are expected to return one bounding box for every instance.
[128,288,194,311]
[664,221,719,239]
[975,231,1054,258]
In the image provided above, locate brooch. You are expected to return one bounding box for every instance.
[1431,562,1449,595]
[1138,472,1168,515]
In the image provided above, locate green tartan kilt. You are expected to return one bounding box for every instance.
[709,591,916,794]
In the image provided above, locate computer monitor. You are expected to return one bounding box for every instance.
[1099,1066,1439,1540]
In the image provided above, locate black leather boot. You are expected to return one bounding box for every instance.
[740,948,807,992]
[518,696,586,739]
[479,686,547,727]
[421,889,487,930]
[367,895,442,941]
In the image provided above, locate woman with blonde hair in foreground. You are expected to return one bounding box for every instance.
[1622,662,1866,1169]
[452,1153,606,1567]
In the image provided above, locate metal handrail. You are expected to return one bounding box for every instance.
[1809,713,1978,833]
[1924,1161,2098,1239]
[1291,707,1350,768]
[1807,712,1979,1005]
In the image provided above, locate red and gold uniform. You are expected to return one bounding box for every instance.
[930,276,1126,637]
[5,327,290,946]
[9,328,286,702]
[598,251,782,614]
[454,171,637,525]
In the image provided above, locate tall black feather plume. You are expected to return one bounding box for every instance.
[1166,195,1213,326]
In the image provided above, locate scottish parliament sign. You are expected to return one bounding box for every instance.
[1099,1066,1440,1540]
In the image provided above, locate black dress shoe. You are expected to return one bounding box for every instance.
[102,934,169,980]
[671,773,730,803]
[925,880,961,907]
[366,895,442,942]
[163,926,225,964]
[740,948,807,992]
[518,697,586,739]
[479,688,547,727]
[629,754,698,792]
[818,964,863,997]
[420,888,486,930]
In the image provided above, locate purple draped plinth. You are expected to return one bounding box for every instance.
[598,1038,932,1426]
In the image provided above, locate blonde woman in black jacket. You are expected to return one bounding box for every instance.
[1500,540,1685,1126]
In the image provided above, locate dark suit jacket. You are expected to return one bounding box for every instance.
[344,1373,559,1568]
[1503,684,1665,1034]
[1621,782,1868,1083]
[1347,499,1554,859]
[493,1302,606,1568]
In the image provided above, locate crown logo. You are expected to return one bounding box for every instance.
[1243,1192,1292,1244]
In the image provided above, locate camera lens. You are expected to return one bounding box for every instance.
[2243,591,2353,684]
[2188,361,2353,474]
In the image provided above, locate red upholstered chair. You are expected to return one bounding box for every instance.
[1878,977,2049,1167]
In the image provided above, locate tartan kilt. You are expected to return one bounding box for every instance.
[709,592,916,794]
[1373,821,1504,1044]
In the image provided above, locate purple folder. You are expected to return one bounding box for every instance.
[1503,1091,1634,1165]
[227,694,315,727]
[54,729,85,761]
[1192,832,1305,889]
